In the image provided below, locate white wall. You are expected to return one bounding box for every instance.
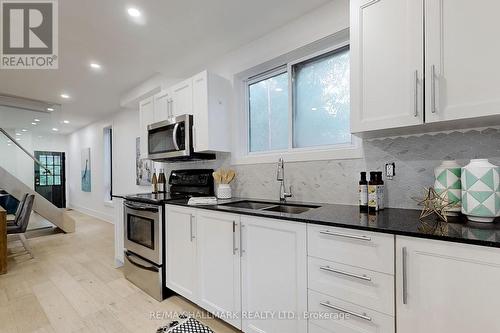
[67,108,150,222]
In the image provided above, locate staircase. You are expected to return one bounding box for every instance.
[0,128,75,233]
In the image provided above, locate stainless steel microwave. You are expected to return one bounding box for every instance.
[147,114,215,161]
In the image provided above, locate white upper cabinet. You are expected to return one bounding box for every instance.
[192,71,231,152]
[153,90,170,122]
[350,0,424,133]
[425,0,500,123]
[139,97,154,159]
[396,236,500,333]
[170,78,193,117]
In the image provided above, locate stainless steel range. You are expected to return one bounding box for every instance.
[123,169,214,301]
[123,200,164,301]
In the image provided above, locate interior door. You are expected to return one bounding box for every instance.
[425,0,500,123]
[350,0,424,132]
[34,151,66,208]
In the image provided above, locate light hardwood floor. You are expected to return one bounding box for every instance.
[0,210,240,333]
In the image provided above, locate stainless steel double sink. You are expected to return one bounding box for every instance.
[220,200,320,214]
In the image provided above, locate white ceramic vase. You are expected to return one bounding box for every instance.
[461,159,500,223]
[434,160,462,216]
[216,184,232,199]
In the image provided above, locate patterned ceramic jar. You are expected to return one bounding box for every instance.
[434,160,462,216]
[461,159,500,223]
[216,184,232,199]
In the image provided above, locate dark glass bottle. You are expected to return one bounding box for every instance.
[359,172,368,211]
[151,169,158,194]
[158,169,166,193]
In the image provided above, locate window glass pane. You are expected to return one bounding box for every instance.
[248,72,289,152]
[40,176,46,186]
[54,156,60,165]
[293,47,351,148]
[54,177,61,185]
[47,177,53,185]
[54,166,60,175]
[46,156,54,165]
[39,155,46,166]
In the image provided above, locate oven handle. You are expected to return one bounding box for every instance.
[172,123,180,151]
[124,202,159,212]
[125,252,159,272]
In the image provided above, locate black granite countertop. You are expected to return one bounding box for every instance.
[163,197,500,248]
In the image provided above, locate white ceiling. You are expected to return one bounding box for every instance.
[0,0,331,135]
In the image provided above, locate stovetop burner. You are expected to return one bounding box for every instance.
[124,169,214,205]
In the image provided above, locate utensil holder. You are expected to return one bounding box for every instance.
[216,184,232,199]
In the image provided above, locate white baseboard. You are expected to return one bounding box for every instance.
[68,203,114,224]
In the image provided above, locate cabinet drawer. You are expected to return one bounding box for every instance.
[308,290,394,333]
[309,322,333,333]
[308,257,394,316]
[308,225,394,274]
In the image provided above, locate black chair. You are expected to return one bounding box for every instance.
[7,193,28,225]
[7,194,35,259]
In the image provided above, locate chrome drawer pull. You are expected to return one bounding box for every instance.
[319,230,371,241]
[320,301,372,322]
[320,265,372,281]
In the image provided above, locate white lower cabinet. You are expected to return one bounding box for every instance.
[240,216,308,333]
[166,206,197,300]
[308,290,394,333]
[396,236,500,333]
[196,211,241,329]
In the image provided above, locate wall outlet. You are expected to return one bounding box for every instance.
[385,162,395,180]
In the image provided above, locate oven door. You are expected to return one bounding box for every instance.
[124,201,162,265]
[147,115,191,160]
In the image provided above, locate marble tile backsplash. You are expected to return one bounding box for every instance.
[231,128,500,209]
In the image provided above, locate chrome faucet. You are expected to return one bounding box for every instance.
[277,157,292,202]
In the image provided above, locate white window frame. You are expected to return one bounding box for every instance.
[235,37,362,165]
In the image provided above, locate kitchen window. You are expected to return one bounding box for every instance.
[243,41,359,163]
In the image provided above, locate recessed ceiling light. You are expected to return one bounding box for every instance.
[21,129,27,132]
[52,128,59,132]
[15,133,21,136]
[47,107,54,111]
[7,143,11,146]
[63,120,70,124]
[6,140,11,143]
[15,138,21,141]
[34,119,40,122]
[311,107,318,111]
[275,88,283,92]
[60,93,70,99]
[127,7,141,17]
[90,62,101,70]
[32,122,37,125]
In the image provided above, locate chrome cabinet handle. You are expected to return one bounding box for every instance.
[320,265,372,282]
[240,223,244,257]
[232,221,238,255]
[319,230,371,241]
[402,246,408,304]
[431,65,437,114]
[320,301,372,322]
[414,70,418,117]
[172,123,180,151]
[189,214,195,242]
